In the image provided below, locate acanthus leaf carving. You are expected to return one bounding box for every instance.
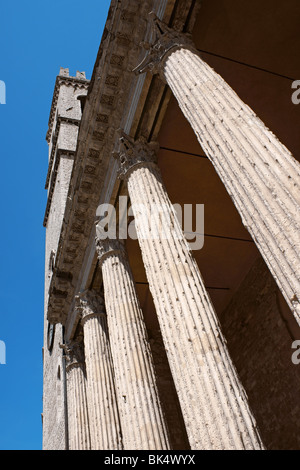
[113,131,159,180]
[133,12,195,79]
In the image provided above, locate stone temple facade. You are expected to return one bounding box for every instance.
[42,0,300,450]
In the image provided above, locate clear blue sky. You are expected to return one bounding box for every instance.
[0,0,111,450]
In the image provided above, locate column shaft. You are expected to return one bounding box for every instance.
[64,338,91,450]
[163,47,300,325]
[118,137,264,450]
[96,239,170,450]
[77,291,123,450]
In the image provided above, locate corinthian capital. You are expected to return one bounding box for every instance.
[75,290,106,325]
[95,237,126,266]
[133,12,196,78]
[113,132,159,181]
[61,335,85,371]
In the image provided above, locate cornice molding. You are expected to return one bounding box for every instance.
[133,12,196,79]
[46,0,202,325]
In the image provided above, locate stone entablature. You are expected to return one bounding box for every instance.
[46,0,201,325]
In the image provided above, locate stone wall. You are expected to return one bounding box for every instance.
[220,256,300,450]
[42,325,66,450]
[42,72,88,450]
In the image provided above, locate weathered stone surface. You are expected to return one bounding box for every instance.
[76,290,123,450]
[42,324,67,450]
[42,0,300,453]
[43,0,189,448]
[43,71,89,449]
[96,238,170,450]
[221,256,300,450]
[135,14,300,326]
[63,336,91,450]
[46,0,156,325]
[115,136,264,450]
[164,45,300,325]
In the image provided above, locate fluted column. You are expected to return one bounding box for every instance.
[114,135,264,450]
[95,238,170,450]
[76,290,123,450]
[134,13,300,327]
[63,336,91,450]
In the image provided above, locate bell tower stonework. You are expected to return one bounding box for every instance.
[42,68,89,450]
